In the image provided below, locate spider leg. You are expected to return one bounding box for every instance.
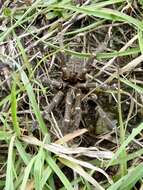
[73,89,82,129]
[63,88,73,128]
[76,82,98,88]
[43,78,64,89]
[76,82,116,90]
[46,91,64,113]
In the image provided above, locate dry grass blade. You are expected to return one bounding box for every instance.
[59,157,105,190]
[106,54,143,83]
[22,135,114,159]
[54,128,88,144]
[79,149,114,159]
[58,154,113,184]
[52,144,114,159]
[96,34,138,77]
[120,54,143,73]
[25,180,34,190]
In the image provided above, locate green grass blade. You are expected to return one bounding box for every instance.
[53,5,143,30]
[66,48,140,59]
[15,139,31,165]
[11,80,21,137]
[0,130,12,140]
[41,166,53,189]
[138,29,143,54]
[105,148,143,166]
[45,154,74,190]
[120,78,143,94]
[20,157,36,190]
[14,33,32,74]
[5,135,16,190]
[89,0,124,8]
[21,71,47,134]
[97,48,140,59]
[34,149,45,190]
[12,62,47,134]
[117,77,127,176]
[107,122,143,167]
[66,20,104,35]
[107,163,143,190]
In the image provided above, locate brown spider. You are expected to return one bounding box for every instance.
[43,55,115,132]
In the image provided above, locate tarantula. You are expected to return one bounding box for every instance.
[43,54,115,132]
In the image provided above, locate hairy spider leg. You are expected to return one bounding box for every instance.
[76,82,116,90]
[76,82,98,88]
[73,89,82,129]
[44,78,63,89]
[46,91,64,113]
[63,88,73,128]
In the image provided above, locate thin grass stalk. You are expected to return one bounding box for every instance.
[117,67,127,176]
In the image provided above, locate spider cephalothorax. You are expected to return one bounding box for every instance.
[43,54,114,133]
[61,57,87,84]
